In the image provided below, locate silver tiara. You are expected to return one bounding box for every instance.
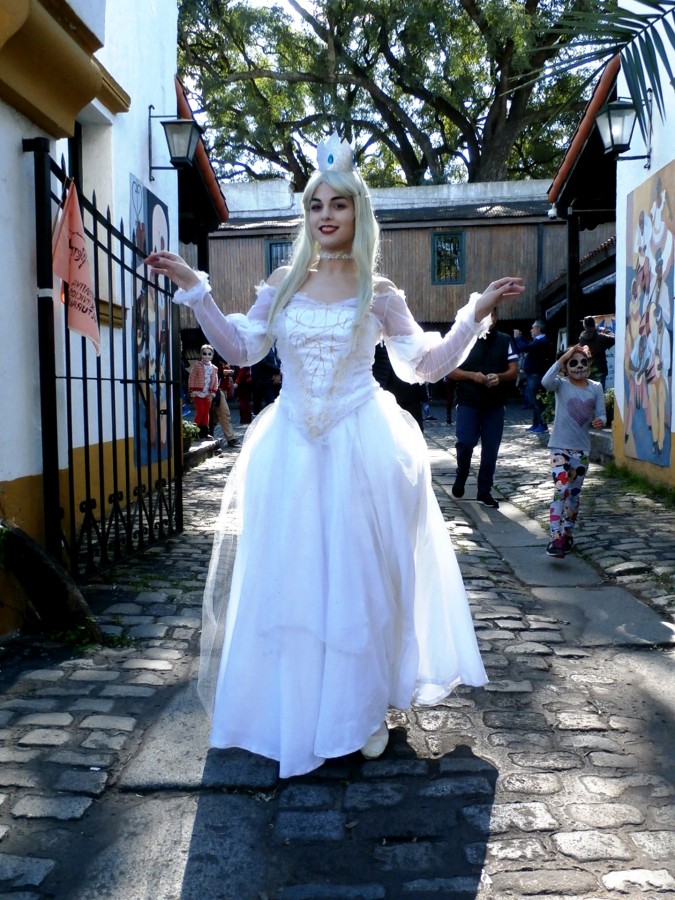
[316,132,355,172]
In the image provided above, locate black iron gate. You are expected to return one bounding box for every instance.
[23,138,183,580]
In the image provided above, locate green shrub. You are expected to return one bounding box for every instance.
[182,419,200,439]
[604,388,615,426]
[539,389,555,425]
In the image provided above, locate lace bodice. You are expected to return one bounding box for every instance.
[173,276,490,439]
[276,294,380,437]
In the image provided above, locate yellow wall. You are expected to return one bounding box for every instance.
[0,470,44,633]
[0,435,167,634]
[0,470,46,543]
[612,409,675,488]
[0,0,128,138]
[0,571,29,634]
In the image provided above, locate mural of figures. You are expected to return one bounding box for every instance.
[130,177,170,467]
[147,196,170,456]
[625,161,675,466]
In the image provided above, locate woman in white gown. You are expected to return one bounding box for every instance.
[146,134,524,778]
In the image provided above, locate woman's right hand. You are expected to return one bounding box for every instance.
[144,251,201,290]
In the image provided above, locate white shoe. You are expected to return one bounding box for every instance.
[360,722,389,759]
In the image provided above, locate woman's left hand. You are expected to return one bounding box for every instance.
[144,251,201,290]
[474,277,525,322]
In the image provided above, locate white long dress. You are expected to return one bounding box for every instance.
[173,275,489,777]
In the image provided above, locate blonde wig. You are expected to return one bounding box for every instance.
[266,168,380,334]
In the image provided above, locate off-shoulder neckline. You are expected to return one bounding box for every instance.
[258,281,403,307]
[293,290,358,307]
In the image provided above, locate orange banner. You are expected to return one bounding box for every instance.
[52,181,101,356]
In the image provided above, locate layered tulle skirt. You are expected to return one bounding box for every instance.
[199,388,487,777]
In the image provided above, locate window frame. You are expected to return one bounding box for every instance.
[265,238,294,276]
[431,231,465,285]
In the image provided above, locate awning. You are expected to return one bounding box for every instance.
[582,273,616,294]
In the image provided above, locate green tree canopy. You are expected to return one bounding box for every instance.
[178,0,600,188]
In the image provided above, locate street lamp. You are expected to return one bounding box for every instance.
[595,91,652,168]
[148,105,203,181]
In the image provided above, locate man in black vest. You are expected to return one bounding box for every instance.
[447,310,519,508]
[373,341,426,432]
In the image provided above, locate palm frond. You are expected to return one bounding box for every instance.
[536,3,675,140]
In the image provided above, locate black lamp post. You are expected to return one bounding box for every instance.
[148,105,203,181]
[595,100,638,155]
[595,91,652,169]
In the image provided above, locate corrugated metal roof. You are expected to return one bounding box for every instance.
[214,197,551,235]
[375,199,551,223]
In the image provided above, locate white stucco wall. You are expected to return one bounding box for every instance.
[222,177,551,218]
[93,0,179,222]
[0,106,50,482]
[67,0,106,44]
[0,0,179,486]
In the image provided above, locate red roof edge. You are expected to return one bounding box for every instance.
[548,55,621,205]
[175,76,229,223]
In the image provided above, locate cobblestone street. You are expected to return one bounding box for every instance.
[0,405,673,899]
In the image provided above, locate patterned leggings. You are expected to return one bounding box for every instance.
[549,448,589,539]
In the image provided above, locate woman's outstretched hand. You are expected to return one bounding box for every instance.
[474,277,525,322]
[144,251,201,291]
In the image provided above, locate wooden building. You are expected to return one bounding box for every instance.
[202,184,577,335]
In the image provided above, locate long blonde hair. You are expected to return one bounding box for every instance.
[266,168,380,334]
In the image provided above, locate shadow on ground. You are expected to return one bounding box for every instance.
[179,737,497,900]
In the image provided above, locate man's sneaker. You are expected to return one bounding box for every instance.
[562,534,574,555]
[451,482,465,499]
[477,493,499,509]
[546,537,566,558]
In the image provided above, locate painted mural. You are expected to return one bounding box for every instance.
[625,162,674,466]
[130,176,170,467]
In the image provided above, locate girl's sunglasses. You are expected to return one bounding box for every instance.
[568,358,588,368]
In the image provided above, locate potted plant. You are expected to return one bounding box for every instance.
[182,419,200,452]
[539,388,555,426]
[604,387,615,428]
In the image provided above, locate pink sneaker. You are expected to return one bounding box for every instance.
[546,537,566,558]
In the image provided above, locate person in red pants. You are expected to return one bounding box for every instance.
[188,344,219,438]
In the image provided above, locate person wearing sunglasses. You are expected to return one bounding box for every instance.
[540,344,606,558]
[188,344,220,439]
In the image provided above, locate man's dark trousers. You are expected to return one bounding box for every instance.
[525,373,545,428]
[454,404,505,496]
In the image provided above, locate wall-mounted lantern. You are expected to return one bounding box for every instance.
[148,104,203,181]
[595,90,652,169]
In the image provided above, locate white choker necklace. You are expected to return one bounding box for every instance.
[318,251,353,260]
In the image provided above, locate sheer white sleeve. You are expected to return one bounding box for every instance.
[372,288,492,384]
[173,272,274,365]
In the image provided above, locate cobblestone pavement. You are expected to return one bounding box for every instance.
[475,407,675,621]
[0,404,674,899]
